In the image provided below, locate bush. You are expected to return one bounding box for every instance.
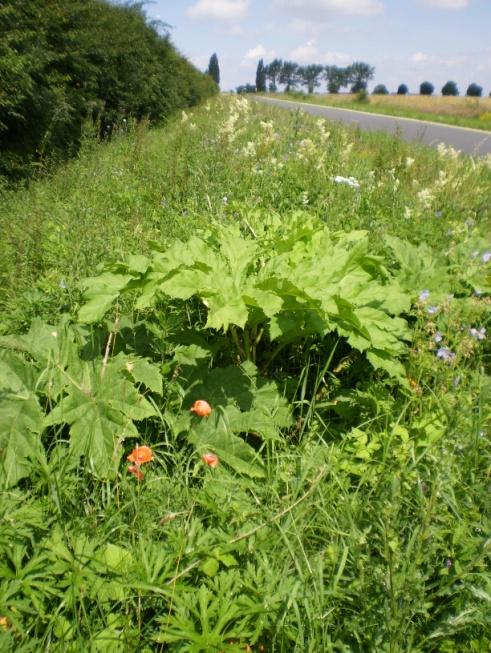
[373,84,389,95]
[420,81,434,96]
[351,80,367,94]
[355,89,369,103]
[397,84,409,95]
[441,81,459,96]
[466,83,483,97]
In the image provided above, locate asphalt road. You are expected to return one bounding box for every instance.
[255,96,491,157]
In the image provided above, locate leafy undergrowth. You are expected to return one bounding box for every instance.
[0,97,490,652]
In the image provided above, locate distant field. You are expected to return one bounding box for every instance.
[277,92,491,131]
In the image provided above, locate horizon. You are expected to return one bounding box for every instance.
[134,0,491,95]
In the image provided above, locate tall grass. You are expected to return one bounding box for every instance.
[0,97,490,652]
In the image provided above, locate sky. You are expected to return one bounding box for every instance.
[138,0,491,94]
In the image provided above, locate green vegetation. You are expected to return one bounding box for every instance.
[0,0,217,181]
[0,97,490,652]
[275,93,491,131]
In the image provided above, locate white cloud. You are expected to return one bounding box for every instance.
[275,0,383,19]
[410,52,429,64]
[289,40,319,63]
[244,44,276,60]
[417,0,469,9]
[241,44,276,67]
[288,41,352,65]
[187,0,249,22]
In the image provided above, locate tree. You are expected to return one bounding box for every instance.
[441,80,459,96]
[466,83,483,97]
[236,84,256,94]
[324,66,349,94]
[279,61,298,93]
[255,59,267,93]
[420,81,434,96]
[265,58,282,92]
[373,84,389,95]
[207,53,220,86]
[397,84,409,95]
[298,64,324,94]
[347,62,375,94]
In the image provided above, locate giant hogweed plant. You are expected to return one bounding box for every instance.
[0,213,414,488]
[79,212,412,381]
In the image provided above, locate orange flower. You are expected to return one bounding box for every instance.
[128,464,144,481]
[191,399,212,417]
[127,445,154,465]
[201,452,219,468]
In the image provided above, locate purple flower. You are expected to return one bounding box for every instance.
[482,251,491,263]
[445,558,452,569]
[434,332,443,343]
[469,327,486,341]
[474,288,483,297]
[437,347,455,362]
[419,289,430,302]
[427,305,439,315]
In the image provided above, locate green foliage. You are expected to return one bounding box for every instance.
[0,96,489,653]
[442,81,459,96]
[79,214,412,383]
[207,53,220,87]
[0,0,217,180]
[373,84,389,95]
[420,81,435,96]
[298,64,324,94]
[324,65,350,94]
[466,83,483,97]
[397,83,409,95]
[255,58,267,93]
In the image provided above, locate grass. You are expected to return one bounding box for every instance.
[272,92,491,131]
[0,97,490,652]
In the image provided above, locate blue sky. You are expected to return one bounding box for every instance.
[140,0,490,94]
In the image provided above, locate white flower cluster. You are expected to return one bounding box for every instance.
[333,175,360,190]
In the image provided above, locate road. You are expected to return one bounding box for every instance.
[254,96,491,157]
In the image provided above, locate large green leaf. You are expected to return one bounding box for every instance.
[45,361,156,478]
[0,394,45,488]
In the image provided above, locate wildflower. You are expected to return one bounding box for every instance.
[445,558,452,569]
[128,464,144,481]
[474,288,483,297]
[59,279,67,289]
[419,289,430,302]
[405,156,415,168]
[201,452,219,468]
[127,445,154,465]
[190,399,212,417]
[471,250,479,258]
[333,175,360,189]
[453,376,461,387]
[436,347,455,362]
[482,251,491,263]
[434,332,443,343]
[426,305,439,315]
[469,327,486,341]
[404,207,413,219]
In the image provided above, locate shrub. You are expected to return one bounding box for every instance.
[441,81,459,96]
[466,83,483,97]
[397,84,409,95]
[373,84,389,95]
[420,81,434,96]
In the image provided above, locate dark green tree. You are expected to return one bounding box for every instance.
[255,59,267,93]
[373,84,389,95]
[207,53,220,86]
[441,80,459,96]
[265,58,282,92]
[324,66,349,94]
[420,81,434,95]
[347,62,375,93]
[279,61,298,92]
[397,83,409,95]
[466,83,483,97]
[298,64,323,94]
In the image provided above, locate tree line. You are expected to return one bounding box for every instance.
[244,59,375,95]
[0,0,218,181]
[238,58,489,99]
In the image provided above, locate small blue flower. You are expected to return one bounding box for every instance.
[419,289,430,302]
[436,347,455,362]
[469,327,486,341]
[434,332,443,343]
[474,288,483,297]
[482,251,491,263]
[427,305,439,315]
